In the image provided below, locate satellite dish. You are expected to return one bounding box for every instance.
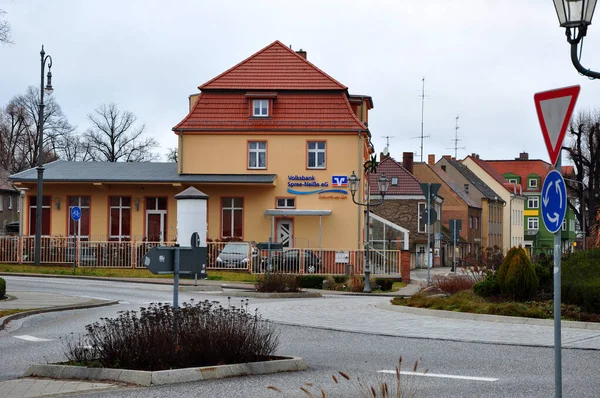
[383,146,389,156]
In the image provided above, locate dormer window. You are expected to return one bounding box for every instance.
[253,99,269,117]
[529,178,538,188]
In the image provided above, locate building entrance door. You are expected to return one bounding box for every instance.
[276,219,293,248]
[146,211,166,243]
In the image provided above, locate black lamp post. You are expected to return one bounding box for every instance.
[553,0,600,78]
[34,45,53,266]
[349,170,389,293]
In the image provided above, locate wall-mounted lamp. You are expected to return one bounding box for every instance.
[54,197,61,211]
[134,198,140,212]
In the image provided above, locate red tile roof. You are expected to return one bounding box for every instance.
[462,156,523,194]
[368,157,423,196]
[484,158,552,192]
[200,41,347,91]
[173,91,366,131]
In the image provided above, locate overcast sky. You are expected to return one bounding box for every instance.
[2,0,600,164]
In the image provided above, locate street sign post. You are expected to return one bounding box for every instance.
[541,170,567,234]
[534,85,580,166]
[70,206,81,270]
[534,85,580,398]
[449,219,462,272]
[419,183,442,285]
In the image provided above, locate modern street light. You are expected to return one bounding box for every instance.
[349,170,389,293]
[553,0,600,78]
[34,45,54,266]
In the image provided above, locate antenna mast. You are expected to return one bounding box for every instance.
[411,77,430,162]
[451,115,466,159]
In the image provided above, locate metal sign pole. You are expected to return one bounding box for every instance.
[554,156,562,398]
[453,221,457,273]
[426,183,431,285]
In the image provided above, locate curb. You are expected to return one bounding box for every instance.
[25,356,307,386]
[224,291,322,299]
[0,299,119,331]
[376,302,600,330]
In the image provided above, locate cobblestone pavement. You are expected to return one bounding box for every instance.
[245,295,600,350]
[0,378,118,397]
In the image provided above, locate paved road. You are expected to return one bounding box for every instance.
[1,276,599,397]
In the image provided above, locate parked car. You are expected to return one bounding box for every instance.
[216,242,259,269]
[262,248,322,273]
[4,221,19,235]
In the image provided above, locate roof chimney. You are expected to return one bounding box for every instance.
[380,151,390,161]
[296,49,307,59]
[517,152,529,160]
[428,154,435,165]
[402,152,414,174]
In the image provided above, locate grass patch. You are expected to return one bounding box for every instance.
[391,291,600,322]
[391,281,406,291]
[0,264,257,283]
[0,308,32,318]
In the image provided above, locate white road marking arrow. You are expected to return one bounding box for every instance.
[543,181,553,207]
[13,335,53,342]
[378,370,498,382]
[556,179,563,208]
[547,212,560,226]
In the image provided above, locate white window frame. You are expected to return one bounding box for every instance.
[528,196,539,209]
[109,197,131,241]
[508,178,518,184]
[529,178,538,188]
[248,141,267,169]
[221,197,243,239]
[68,196,91,239]
[252,99,268,117]
[391,177,399,186]
[276,198,295,209]
[528,217,539,230]
[307,141,326,169]
[562,220,567,231]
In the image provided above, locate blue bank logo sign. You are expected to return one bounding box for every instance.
[331,175,348,187]
[541,169,567,234]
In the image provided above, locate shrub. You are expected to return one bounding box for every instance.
[0,277,5,299]
[497,246,521,292]
[473,272,500,297]
[255,273,302,292]
[562,249,600,313]
[374,278,395,291]
[299,274,328,289]
[534,254,553,290]
[62,299,279,371]
[430,274,477,295]
[503,248,539,301]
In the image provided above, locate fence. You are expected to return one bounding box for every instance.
[0,236,405,276]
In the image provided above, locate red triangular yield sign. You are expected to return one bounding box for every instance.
[534,85,580,166]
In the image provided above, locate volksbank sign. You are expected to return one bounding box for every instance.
[287,175,349,197]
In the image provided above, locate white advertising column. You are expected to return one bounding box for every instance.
[174,187,208,247]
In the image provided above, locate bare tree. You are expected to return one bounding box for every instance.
[166,147,178,163]
[564,109,600,243]
[0,87,74,172]
[84,103,159,162]
[0,9,12,45]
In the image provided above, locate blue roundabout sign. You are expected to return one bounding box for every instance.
[541,169,567,234]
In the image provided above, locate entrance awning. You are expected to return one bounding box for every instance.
[264,209,332,250]
[264,209,331,217]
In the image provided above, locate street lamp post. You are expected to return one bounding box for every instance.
[349,170,389,293]
[34,45,54,266]
[564,177,587,251]
[553,0,600,78]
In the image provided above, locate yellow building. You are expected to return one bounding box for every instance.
[11,41,375,251]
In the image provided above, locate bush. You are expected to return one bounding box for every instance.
[374,278,395,291]
[562,249,600,313]
[299,274,328,289]
[473,272,500,297]
[429,274,477,295]
[497,246,521,293]
[534,254,553,290]
[503,248,539,301]
[0,277,5,299]
[62,299,279,371]
[255,273,302,292]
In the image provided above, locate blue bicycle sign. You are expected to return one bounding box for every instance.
[71,206,82,222]
[541,170,567,234]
